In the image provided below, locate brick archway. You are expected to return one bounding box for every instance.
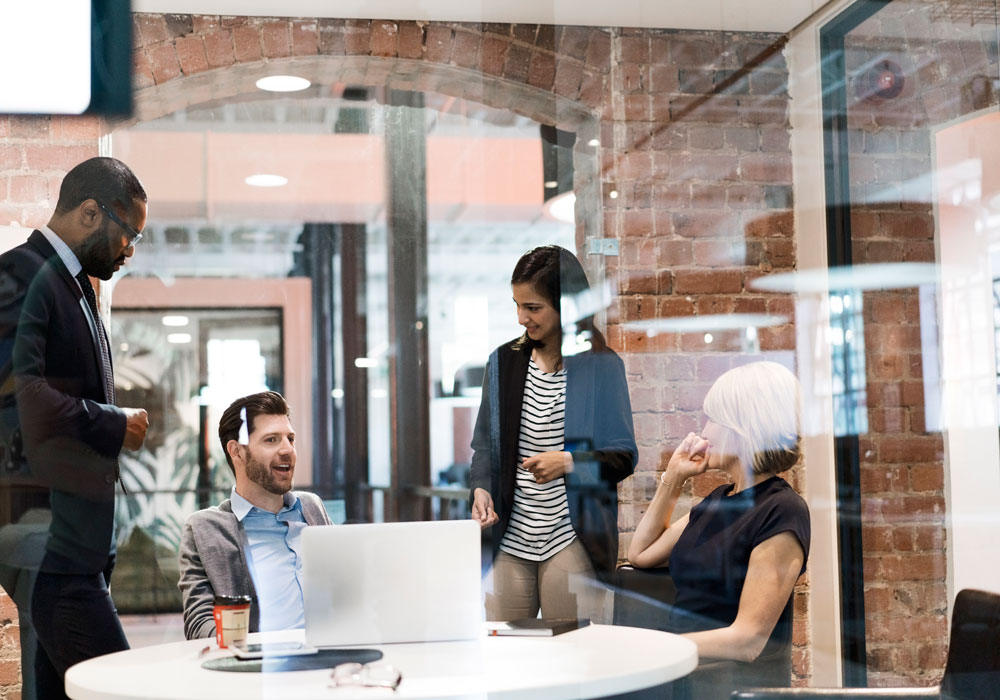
[128,16,608,262]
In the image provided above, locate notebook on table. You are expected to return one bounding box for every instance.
[487,618,591,637]
[302,519,482,647]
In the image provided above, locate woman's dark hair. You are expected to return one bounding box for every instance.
[510,245,607,352]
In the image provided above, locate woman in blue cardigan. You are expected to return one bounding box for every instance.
[469,245,637,622]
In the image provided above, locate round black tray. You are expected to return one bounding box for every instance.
[202,648,383,673]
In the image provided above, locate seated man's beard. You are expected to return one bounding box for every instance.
[244,450,292,495]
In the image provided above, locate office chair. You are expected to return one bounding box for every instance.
[730,588,1000,700]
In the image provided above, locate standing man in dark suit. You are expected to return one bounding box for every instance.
[0,157,150,699]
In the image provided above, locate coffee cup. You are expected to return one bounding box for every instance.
[213,594,251,648]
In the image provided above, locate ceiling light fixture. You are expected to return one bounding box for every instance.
[167,333,192,344]
[255,75,311,92]
[245,174,288,188]
[162,315,189,327]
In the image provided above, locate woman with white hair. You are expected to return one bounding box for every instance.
[628,361,809,695]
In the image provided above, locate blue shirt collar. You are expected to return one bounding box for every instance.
[230,487,300,522]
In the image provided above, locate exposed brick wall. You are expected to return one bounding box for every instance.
[0,13,805,692]
[844,0,997,688]
[0,116,102,230]
[598,30,807,681]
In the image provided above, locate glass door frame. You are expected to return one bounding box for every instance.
[112,277,315,486]
[819,0,893,686]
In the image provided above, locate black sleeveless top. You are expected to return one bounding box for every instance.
[667,475,810,654]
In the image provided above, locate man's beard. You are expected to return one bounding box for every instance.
[76,222,122,281]
[243,450,293,496]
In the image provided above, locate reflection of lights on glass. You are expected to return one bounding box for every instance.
[354,357,377,368]
[609,190,619,199]
[162,315,189,327]
[544,180,559,189]
[845,329,854,341]
[415,320,424,330]
[704,333,713,343]
[331,388,344,399]
[830,296,844,314]
[965,182,981,200]
[167,333,192,344]
[587,138,600,147]
[745,326,757,340]
[830,327,844,345]
[545,191,576,223]
[119,342,129,352]
[371,388,387,399]
[843,294,852,309]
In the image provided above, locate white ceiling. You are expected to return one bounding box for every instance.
[133,0,828,34]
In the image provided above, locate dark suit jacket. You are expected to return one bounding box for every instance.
[469,339,637,583]
[0,230,126,574]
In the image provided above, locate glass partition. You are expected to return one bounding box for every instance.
[821,0,1000,686]
[5,5,1000,696]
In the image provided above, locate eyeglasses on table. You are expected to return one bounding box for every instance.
[329,661,402,691]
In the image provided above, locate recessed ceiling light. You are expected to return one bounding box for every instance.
[167,333,192,344]
[544,180,559,189]
[245,174,288,188]
[162,315,189,327]
[587,138,600,147]
[255,75,311,92]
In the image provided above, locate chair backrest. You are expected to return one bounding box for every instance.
[939,588,1000,700]
[612,565,677,629]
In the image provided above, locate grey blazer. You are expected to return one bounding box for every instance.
[177,491,332,640]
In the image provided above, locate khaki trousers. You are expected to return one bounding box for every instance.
[485,539,612,623]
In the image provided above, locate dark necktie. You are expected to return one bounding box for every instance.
[75,271,115,405]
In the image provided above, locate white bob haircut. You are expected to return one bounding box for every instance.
[702,361,802,476]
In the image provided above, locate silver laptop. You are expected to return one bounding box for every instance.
[301,519,482,646]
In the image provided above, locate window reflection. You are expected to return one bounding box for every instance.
[829,291,868,438]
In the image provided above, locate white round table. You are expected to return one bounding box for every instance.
[66,625,697,699]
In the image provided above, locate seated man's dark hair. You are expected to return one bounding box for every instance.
[217,391,291,474]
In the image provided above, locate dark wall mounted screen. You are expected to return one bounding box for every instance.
[0,0,132,116]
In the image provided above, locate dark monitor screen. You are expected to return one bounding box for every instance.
[0,0,132,116]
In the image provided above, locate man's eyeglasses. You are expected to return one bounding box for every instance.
[329,662,402,691]
[96,201,142,246]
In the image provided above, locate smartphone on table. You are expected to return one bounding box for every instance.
[230,641,318,659]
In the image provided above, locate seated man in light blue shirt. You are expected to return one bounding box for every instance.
[177,391,332,640]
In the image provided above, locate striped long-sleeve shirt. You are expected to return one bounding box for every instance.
[499,358,576,561]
